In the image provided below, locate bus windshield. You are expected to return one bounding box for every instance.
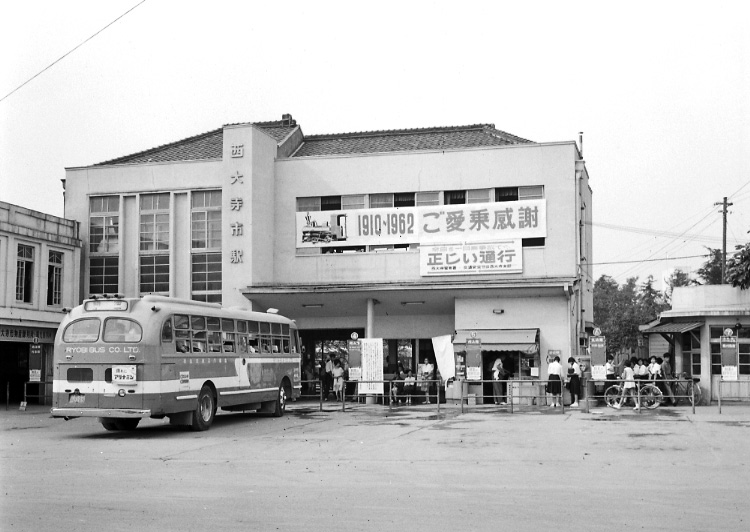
[103,318,143,343]
[63,319,101,343]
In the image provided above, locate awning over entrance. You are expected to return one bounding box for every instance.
[641,322,702,334]
[453,329,539,354]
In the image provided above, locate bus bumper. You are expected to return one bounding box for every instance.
[50,408,151,419]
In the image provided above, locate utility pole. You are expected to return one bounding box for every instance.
[714,197,733,283]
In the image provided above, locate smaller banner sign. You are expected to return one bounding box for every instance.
[29,369,42,382]
[591,365,607,381]
[589,336,606,366]
[420,240,522,276]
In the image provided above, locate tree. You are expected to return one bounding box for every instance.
[665,268,693,304]
[695,247,724,285]
[593,274,670,355]
[727,242,750,290]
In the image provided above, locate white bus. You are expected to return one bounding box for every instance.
[51,295,301,431]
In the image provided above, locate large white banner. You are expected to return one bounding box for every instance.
[296,199,546,248]
[359,338,384,394]
[432,335,456,382]
[420,240,522,276]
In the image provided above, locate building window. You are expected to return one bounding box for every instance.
[519,185,544,200]
[297,197,321,212]
[467,189,491,204]
[394,193,415,208]
[416,192,439,206]
[140,193,170,251]
[681,331,701,377]
[495,187,519,202]
[140,255,169,294]
[192,253,222,304]
[89,196,119,253]
[47,250,63,306]
[90,257,119,295]
[191,191,221,249]
[321,196,341,211]
[342,195,365,210]
[16,244,34,303]
[522,238,546,247]
[445,190,466,205]
[370,194,393,209]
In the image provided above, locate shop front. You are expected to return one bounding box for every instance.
[0,324,57,405]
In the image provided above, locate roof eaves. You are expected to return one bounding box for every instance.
[303,123,492,141]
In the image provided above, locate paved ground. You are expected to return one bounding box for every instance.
[1,400,749,531]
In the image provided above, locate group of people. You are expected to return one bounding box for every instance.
[610,353,677,409]
[390,358,434,405]
[545,356,582,408]
[302,355,348,401]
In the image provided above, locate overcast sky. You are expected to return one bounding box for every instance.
[1,0,748,289]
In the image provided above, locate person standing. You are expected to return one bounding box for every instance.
[547,356,563,407]
[656,353,677,406]
[419,358,434,404]
[614,360,639,410]
[567,357,581,407]
[492,357,508,405]
[322,354,333,400]
[332,358,345,401]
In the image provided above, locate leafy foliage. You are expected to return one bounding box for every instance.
[593,274,669,355]
[727,242,750,290]
[695,247,725,285]
[665,268,693,304]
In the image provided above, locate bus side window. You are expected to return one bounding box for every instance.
[223,332,235,353]
[162,318,173,343]
[192,331,206,352]
[208,331,222,352]
[283,338,290,354]
[174,314,190,330]
[238,335,248,354]
[237,320,247,334]
[261,337,271,353]
[272,338,282,353]
[248,335,259,353]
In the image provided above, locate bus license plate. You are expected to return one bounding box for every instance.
[69,393,85,404]
[113,365,137,385]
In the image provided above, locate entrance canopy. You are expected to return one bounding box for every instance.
[641,322,702,334]
[453,329,539,354]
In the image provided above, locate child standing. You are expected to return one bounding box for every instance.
[614,360,639,410]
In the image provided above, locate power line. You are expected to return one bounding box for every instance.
[588,253,708,266]
[0,0,147,104]
[588,220,740,244]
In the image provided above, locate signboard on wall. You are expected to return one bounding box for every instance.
[465,338,482,380]
[420,240,522,276]
[295,199,546,248]
[358,339,384,394]
[720,335,738,366]
[589,336,606,366]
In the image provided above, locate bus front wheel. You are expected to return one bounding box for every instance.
[191,385,216,431]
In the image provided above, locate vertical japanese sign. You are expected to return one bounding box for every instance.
[228,147,245,265]
[348,337,362,381]
[720,330,738,381]
[465,338,481,380]
[359,338,384,394]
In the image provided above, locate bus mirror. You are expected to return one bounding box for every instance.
[151,306,160,312]
[267,308,279,314]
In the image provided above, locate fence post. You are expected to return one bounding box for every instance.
[342,382,346,412]
[5,382,8,411]
[717,380,720,415]
[509,380,513,414]
[319,380,323,412]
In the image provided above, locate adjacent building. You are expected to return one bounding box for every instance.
[642,285,750,402]
[0,201,81,404]
[63,114,593,404]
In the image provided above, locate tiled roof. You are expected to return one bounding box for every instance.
[94,120,298,166]
[92,118,532,166]
[291,124,532,157]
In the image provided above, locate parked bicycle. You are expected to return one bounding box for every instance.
[604,374,702,409]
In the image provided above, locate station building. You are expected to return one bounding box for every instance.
[0,201,82,404]
[63,114,593,403]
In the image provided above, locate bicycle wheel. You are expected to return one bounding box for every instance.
[604,385,621,408]
[640,384,663,409]
[687,381,702,406]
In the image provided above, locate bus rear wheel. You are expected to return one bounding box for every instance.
[191,385,216,431]
[115,419,140,430]
[101,419,119,431]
